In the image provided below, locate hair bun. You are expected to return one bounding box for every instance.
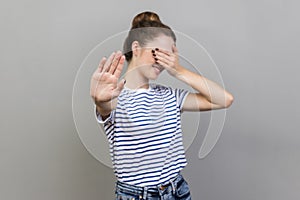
[123,11,175,62]
[131,11,162,29]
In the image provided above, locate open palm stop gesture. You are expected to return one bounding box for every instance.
[90,51,126,113]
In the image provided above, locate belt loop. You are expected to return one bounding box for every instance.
[170,180,176,195]
[143,186,148,200]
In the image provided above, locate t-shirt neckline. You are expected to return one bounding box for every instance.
[123,84,153,92]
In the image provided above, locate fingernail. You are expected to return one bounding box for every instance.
[124,79,126,84]
[151,49,155,53]
[155,48,159,51]
[154,57,158,61]
[152,53,156,57]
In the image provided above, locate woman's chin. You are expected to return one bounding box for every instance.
[150,69,163,80]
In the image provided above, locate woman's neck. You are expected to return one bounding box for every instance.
[124,63,149,90]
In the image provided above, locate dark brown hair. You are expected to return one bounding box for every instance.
[123,11,176,62]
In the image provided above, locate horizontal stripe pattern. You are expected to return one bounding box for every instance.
[96,84,189,187]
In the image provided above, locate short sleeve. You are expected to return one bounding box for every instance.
[174,88,189,110]
[94,104,115,124]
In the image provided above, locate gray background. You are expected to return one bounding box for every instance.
[1,0,299,199]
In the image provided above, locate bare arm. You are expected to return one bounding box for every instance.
[154,46,234,111]
[175,67,234,111]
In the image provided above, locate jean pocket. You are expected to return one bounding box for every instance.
[115,190,138,200]
[175,180,191,199]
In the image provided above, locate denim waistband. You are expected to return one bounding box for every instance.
[115,173,184,199]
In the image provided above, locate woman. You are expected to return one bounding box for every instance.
[90,11,234,200]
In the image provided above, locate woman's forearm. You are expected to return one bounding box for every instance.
[176,66,234,107]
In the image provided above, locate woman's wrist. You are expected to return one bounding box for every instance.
[174,65,188,82]
[95,98,117,115]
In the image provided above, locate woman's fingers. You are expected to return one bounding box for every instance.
[102,52,116,72]
[101,51,124,75]
[155,51,173,66]
[113,55,125,78]
[156,48,171,56]
[97,57,107,73]
[108,51,123,74]
[156,59,170,70]
[154,47,180,77]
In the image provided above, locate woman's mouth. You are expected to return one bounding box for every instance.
[152,63,164,72]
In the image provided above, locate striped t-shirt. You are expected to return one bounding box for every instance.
[95,84,189,187]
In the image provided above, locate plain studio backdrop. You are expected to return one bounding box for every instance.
[1,0,299,200]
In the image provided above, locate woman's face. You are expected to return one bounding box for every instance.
[135,34,175,80]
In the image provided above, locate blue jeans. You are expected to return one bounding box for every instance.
[115,173,192,200]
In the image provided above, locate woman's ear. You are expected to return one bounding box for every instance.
[131,41,140,57]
